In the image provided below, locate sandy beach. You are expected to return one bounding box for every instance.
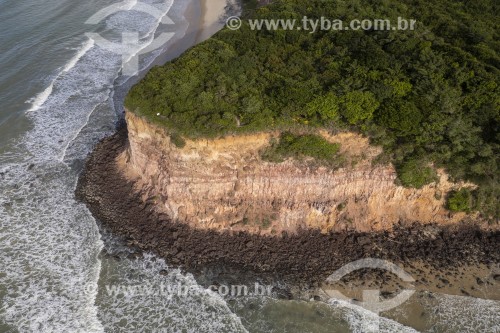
[197,0,233,42]
[148,0,233,69]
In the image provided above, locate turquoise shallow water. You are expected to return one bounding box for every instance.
[0,0,498,332]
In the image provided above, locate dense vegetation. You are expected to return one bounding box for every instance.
[261,132,342,167]
[126,0,499,219]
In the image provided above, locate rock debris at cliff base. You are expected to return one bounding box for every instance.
[76,129,499,289]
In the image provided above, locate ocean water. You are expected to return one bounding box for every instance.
[0,0,498,332]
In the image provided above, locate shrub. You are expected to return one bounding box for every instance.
[170,133,186,148]
[398,159,437,189]
[261,132,341,166]
[447,188,473,213]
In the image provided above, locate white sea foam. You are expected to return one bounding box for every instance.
[0,162,105,332]
[124,0,139,11]
[63,39,95,73]
[96,253,249,332]
[327,299,418,333]
[26,81,54,112]
[59,101,102,162]
[25,39,95,113]
[420,293,500,332]
[121,0,175,77]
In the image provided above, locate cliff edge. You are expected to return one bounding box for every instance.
[119,111,478,234]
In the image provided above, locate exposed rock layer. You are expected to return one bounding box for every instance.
[76,129,499,285]
[122,112,476,234]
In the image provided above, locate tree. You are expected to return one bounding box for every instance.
[340,91,380,125]
[377,99,422,136]
[304,93,340,121]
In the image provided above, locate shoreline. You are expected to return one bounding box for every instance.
[76,129,500,300]
[145,0,232,72]
[196,0,232,43]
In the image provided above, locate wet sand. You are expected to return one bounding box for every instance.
[197,0,233,42]
[147,0,232,70]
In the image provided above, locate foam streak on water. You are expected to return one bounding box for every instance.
[63,39,96,73]
[26,82,54,112]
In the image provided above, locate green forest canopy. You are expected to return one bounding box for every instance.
[125,0,499,219]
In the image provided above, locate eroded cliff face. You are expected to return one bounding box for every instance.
[119,111,474,234]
